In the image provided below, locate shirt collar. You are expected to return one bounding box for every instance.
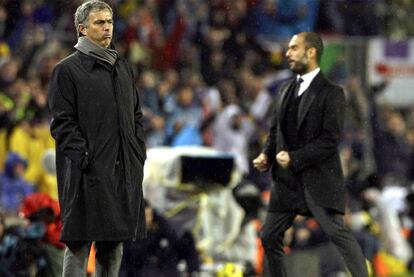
[297,67,320,84]
[296,68,320,96]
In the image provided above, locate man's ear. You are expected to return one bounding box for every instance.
[307,47,317,60]
[79,25,87,36]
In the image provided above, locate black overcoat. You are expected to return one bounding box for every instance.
[48,51,147,241]
[263,72,346,214]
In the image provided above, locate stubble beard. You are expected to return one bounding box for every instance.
[290,55,309,75]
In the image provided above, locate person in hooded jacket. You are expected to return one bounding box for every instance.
[48,1,146,276]
[0,152,34,215]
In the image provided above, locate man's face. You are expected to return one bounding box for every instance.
[80,9,113,48]
[286,35,310,75]
[14,163,25,178]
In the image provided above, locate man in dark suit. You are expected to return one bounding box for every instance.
[253,32,368,277]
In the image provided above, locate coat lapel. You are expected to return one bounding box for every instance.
[297,72,325,129]
[274,79,295,150]
[277,79,295,120]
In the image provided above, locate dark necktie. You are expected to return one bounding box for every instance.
[294,77,303,98]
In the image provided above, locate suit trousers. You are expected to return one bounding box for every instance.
[260,187,368,277]
[62,241,123,277]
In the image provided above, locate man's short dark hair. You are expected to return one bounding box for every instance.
[300,32,324,63]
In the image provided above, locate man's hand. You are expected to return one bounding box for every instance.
[276,151,291,169]
[253,153,269,172]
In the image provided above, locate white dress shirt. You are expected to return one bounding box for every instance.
[296,67,320,97]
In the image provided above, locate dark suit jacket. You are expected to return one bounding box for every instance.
[263,72,346,213]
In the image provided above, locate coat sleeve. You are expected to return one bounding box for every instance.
[134,86,146,144]
[289,85,345,173]
[263,84,289,166]
[262,101,278,166]
[128,62,147,159]
[124,61,146,143]
[48,63,90,170]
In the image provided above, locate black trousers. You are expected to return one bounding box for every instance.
[260,187,368,277]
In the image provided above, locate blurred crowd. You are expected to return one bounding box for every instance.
[0,0,414,276]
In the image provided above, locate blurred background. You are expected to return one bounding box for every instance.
[0,0,414,276]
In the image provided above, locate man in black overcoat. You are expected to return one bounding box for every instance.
[253,32,368,277]
[48,1,146,276]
